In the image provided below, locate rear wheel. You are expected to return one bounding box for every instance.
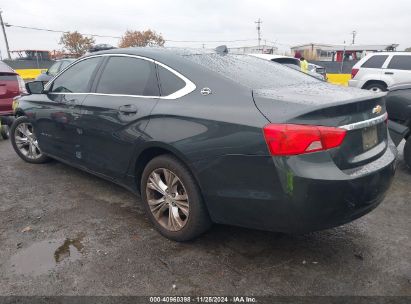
[1,124,10,139]
[141,154,211,241]
[10,116,50,164]
[404,138,411,169]
[364,83,387,93]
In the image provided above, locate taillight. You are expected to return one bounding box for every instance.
[263,124,347,156]
[351,68,359,79]
[17,75,27,95]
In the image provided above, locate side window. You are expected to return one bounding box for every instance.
[47,62,61,76]
[387,55,411,70]
[361,55,388,69]
[51,57,101,93]
[96,57,159,96]
[157,65,185,96]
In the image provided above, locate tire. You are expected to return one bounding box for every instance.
[404,138,411,169]
[10,116,50,164]
[1,124,10,139]
[364,83,387,93]
[141,154,211,241]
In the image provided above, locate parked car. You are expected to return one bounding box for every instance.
[308,63,327,81]
[0,61,26,116]
[88,44,116,53]
[250,54,326,81]
[0,61,26,139]
[349,52,411,92]
[11,48,396,241]
[35,58,76,83]
[386,83,411,168]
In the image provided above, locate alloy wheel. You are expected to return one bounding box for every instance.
[14,122,43,160]
[145,168,189,231]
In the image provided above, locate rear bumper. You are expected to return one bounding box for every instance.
[348,79,361,88]
[194,143,397,233]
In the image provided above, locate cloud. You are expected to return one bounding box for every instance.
[0,0,410,58]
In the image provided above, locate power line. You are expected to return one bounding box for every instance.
[5,23,257,44]
[6,24,122,39]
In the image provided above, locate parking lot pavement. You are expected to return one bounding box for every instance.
[0,139,410,296]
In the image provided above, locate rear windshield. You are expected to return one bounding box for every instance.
[183,54,317,89]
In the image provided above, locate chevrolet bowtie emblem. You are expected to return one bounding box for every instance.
[372,105,382,115]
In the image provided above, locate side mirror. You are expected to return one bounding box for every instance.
[25,81,45,94]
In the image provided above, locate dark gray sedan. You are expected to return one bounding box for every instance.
[11,48,397,241]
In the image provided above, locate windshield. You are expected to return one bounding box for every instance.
[184,54,318,89]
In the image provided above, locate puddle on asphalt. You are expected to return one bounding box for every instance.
[9,234,85,275]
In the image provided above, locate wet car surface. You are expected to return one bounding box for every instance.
[0,139,410,295]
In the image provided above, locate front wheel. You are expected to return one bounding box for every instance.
[404,138,411,169]
[364,83,387,93]
[10,116,50,164]
[141,154,211,241]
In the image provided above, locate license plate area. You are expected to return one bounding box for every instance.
[362,125,378,151]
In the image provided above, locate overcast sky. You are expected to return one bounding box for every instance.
[1,0,410,58]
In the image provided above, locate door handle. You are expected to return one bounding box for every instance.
[384,72,394,75]
[119,104,138,114]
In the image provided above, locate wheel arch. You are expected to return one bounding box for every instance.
[132,142,204,195]
[362,80,388,90]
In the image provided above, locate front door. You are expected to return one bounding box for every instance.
[35,56,102,164]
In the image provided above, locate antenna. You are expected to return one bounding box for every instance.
[255,18,262,48]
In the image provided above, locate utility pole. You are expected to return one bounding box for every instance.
[255,18,262,48]
[351,30,357,45]
[0,10,10,59]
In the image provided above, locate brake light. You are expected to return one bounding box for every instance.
[351,68,359,79]
[263,124,347,156]
[17,75,27,95]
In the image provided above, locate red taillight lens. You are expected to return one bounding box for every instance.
[351,68,359,79]
[263,124,346,156]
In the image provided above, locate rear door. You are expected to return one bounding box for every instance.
[383,54,411,85]
[357,54,389,82]
[78,55,160,179]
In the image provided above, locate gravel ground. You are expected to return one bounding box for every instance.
[0,138,410,296]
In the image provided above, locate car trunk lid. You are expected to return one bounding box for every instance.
[253,83,388,169]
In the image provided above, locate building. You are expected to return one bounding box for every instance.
[290,43,399,62]
[229,45,278,54]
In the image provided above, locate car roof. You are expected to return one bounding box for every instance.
[366,51,411,56]
[0,61,16,74]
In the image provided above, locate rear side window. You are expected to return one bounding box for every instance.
[0,74,17,81]
[157,65,185,96]
[387,55,411,70]
[51,57,101,93]
[96,56,159,96]
[361,55,388,68]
